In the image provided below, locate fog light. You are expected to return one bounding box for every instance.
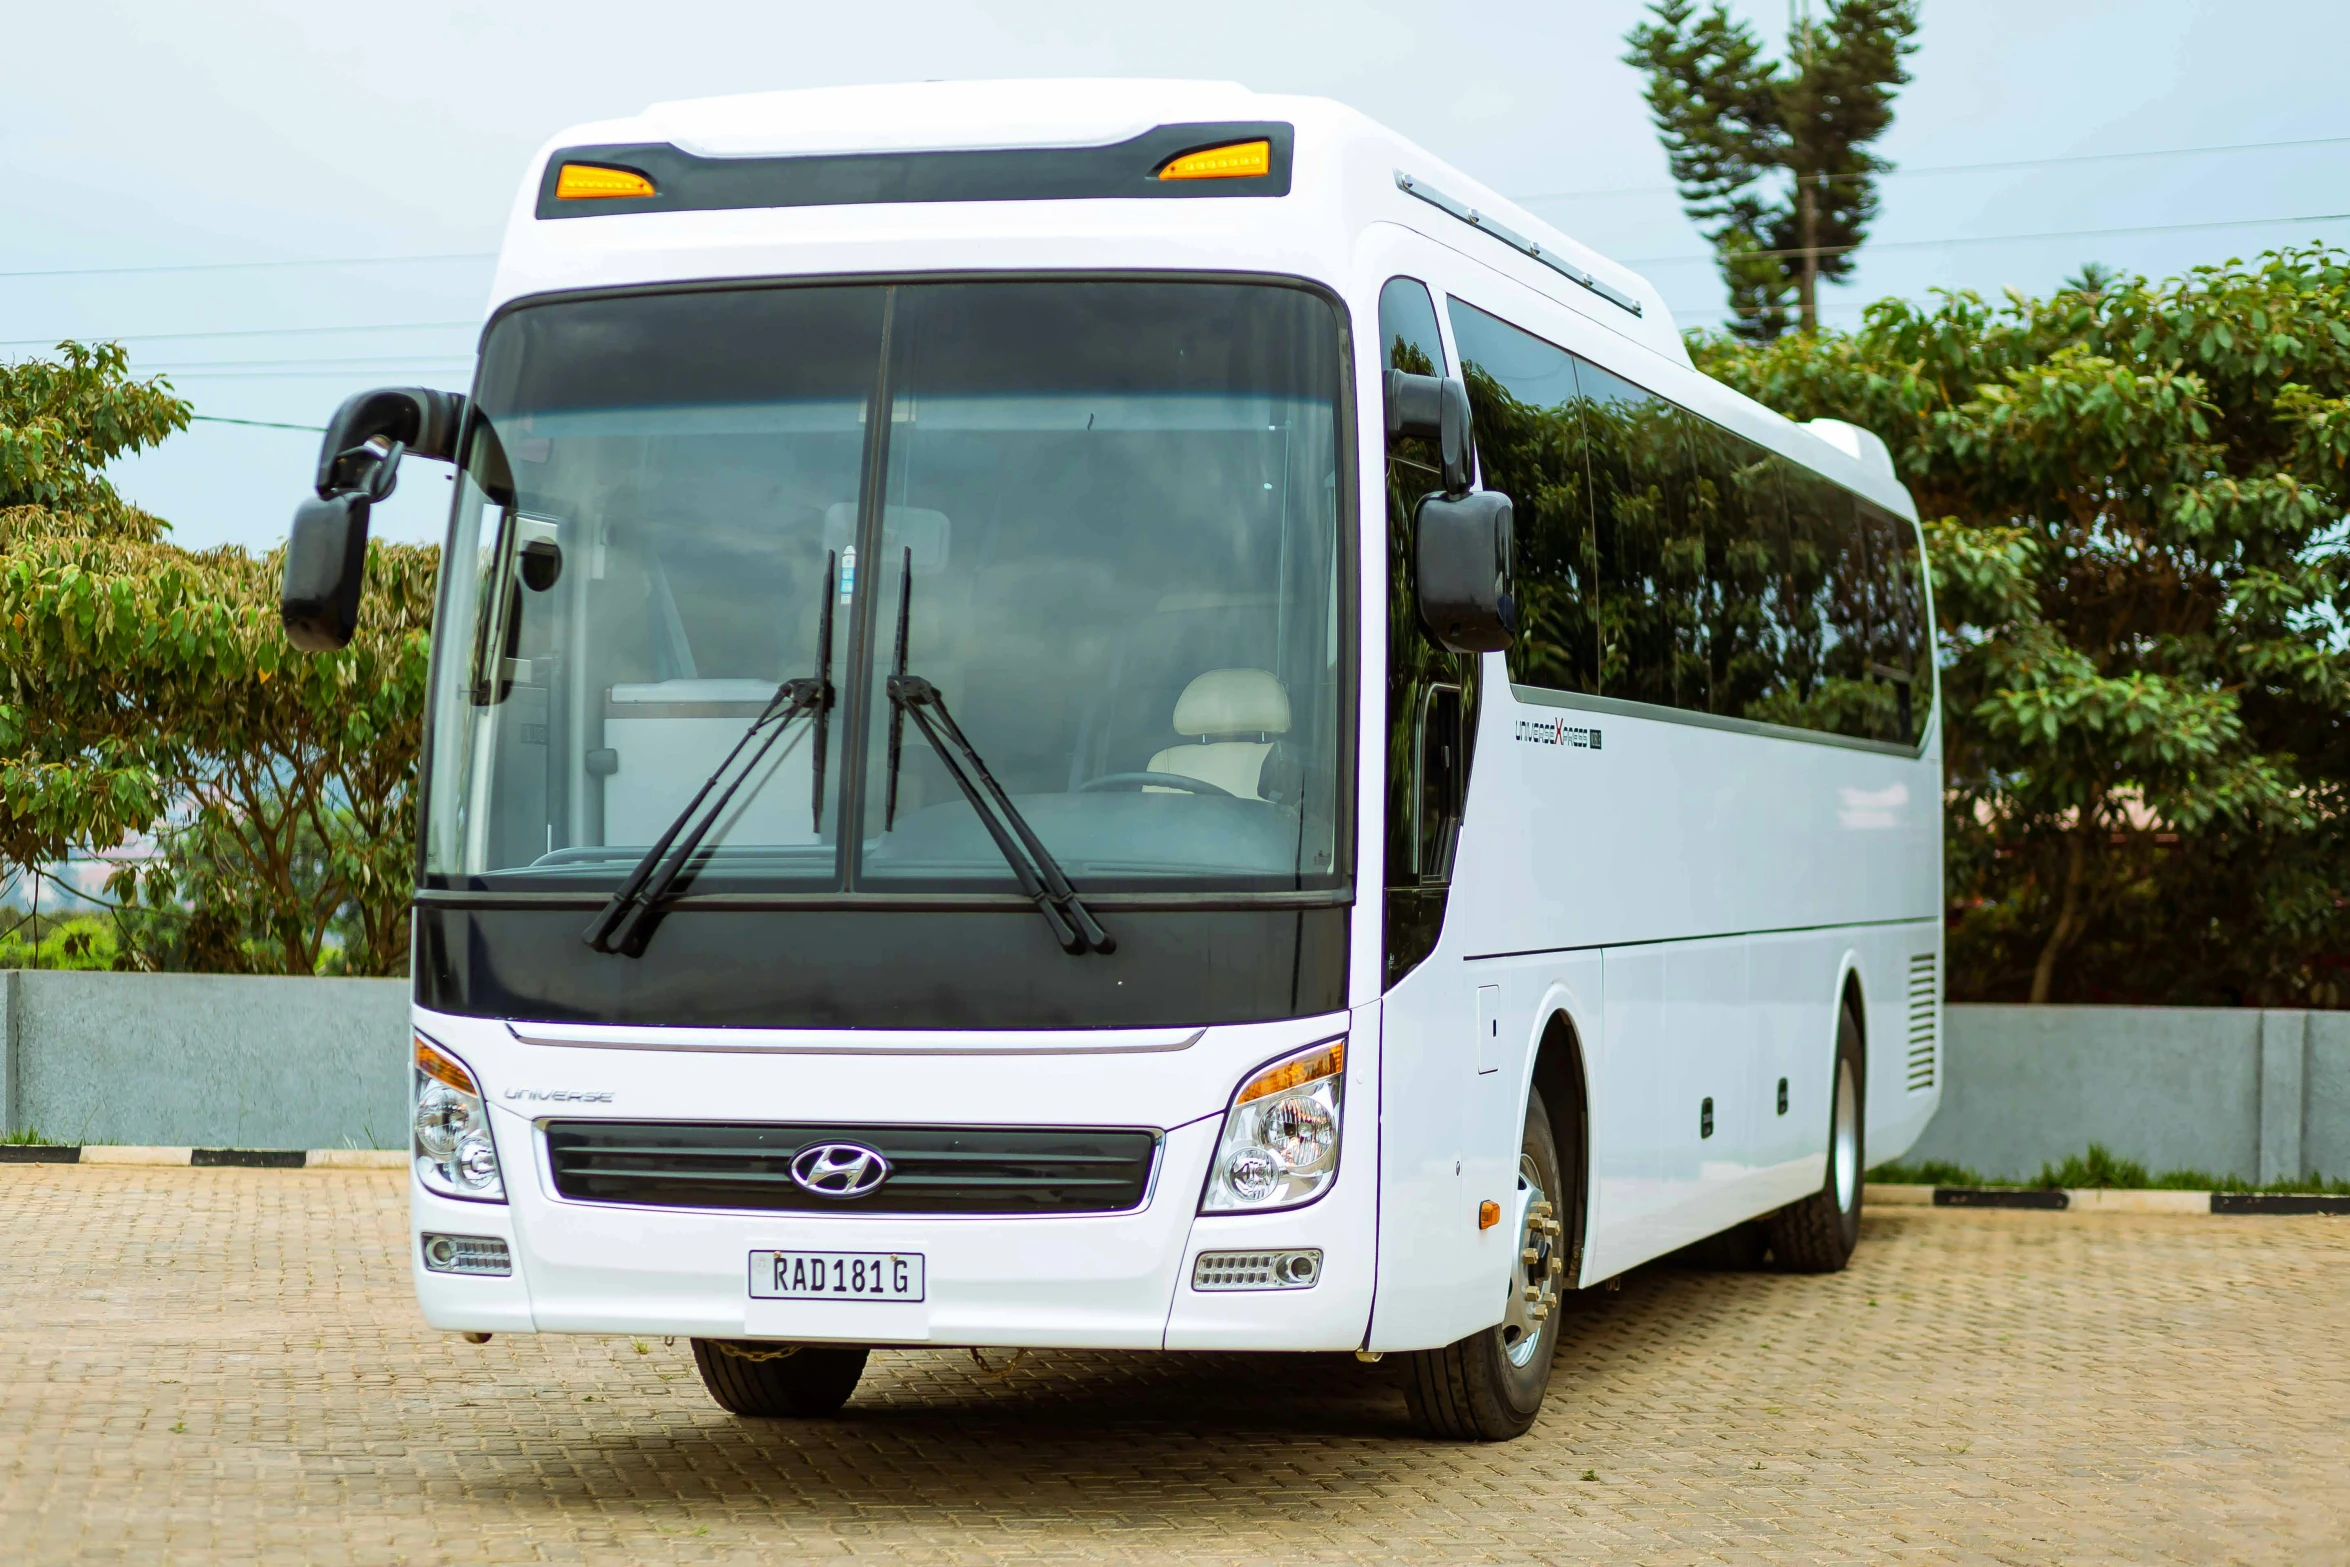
[421,1233,512,1275]
[1193,1249,1323,1291]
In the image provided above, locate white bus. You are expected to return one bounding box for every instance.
[283,79,1941,1441]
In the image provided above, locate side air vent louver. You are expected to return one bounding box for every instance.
[1906,952,1939,1090]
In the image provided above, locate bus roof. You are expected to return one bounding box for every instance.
[493,79,1683,361]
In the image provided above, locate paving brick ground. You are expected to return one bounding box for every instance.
[3,1165,2345,1565]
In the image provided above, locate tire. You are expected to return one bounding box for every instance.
[690,1339,869,1417]
[1767,1000,1866,1273]
[1404,1087,1570,1442]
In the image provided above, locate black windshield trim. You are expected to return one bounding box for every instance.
[534,122,1293,220]
[416,887,1349,912]
[428,272,1360,906]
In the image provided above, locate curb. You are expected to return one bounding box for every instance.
[1864,1182,2349,1216]
[0,1146,404,1169]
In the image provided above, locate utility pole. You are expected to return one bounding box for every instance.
[1792,0,1817,334]
[1796,174,1819,333]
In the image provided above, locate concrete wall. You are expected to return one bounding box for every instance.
[0,973,2343,1176]
[1907,1005,2350,1183]
[0,971,408,1150]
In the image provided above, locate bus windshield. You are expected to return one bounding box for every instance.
[422,279,1350,900]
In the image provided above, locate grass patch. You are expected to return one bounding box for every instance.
[1870,1141,2350,1194]
[1,1126,58,1146]
[1865,1158,1986,1186]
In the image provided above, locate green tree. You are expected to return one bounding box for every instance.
[0,343,436,974]
[1695,247,2350,1006]
[1624,0,1921,339]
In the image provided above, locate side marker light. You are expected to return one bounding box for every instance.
[1157,140,1272,181]
[555,163,656,200]
[1479,1200,1501,1230]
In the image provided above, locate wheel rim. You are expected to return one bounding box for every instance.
[1499,1153,1561,1369]
[1832,1057,1860,1213]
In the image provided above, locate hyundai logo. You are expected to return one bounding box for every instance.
[789,1142,891,1199]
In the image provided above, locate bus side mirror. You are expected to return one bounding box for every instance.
[281,386,467,652]
[1415,488,1516,653]
[1385,370,1474,494]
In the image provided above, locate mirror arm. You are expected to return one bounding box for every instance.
[1383,370,1475,495]
[314,386,468,498]
[282,385,465,654]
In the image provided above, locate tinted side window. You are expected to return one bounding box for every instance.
[1447,300,1599,694]
[1686,416,1789,722]
[1380,279,1445,378]
[1580,359,1701,711]
[1862,501,1931,743]
[1434,297,1926,746]
[1752,461,1877,739]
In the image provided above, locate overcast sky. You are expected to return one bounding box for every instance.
[7,0,2348,551]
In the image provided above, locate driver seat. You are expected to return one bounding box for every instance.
[1148,669,1291,801]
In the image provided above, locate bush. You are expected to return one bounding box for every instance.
[1698,249,2350,1007]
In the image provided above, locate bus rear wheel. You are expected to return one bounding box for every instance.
[689,1339,869,1417]
[1767,1001,1866,1273]
[1403,1087,1567,1442]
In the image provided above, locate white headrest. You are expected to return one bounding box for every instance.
[1173,669,1290,738]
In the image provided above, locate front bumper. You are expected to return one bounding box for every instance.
[410,1005,1379,1352]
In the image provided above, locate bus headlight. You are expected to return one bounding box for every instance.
[414,1035,506,1202]
[1202,1036,1344,1212]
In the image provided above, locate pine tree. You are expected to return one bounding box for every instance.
[1624,0,1920,339]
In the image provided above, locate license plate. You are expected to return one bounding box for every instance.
[749,1250,925,1302]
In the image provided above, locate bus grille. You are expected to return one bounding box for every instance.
[542,1121,1158,1215]
[1906,953,1938,1090]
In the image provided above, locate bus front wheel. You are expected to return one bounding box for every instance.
[1402,1087,1567,1442]
[690,1339,869,1417]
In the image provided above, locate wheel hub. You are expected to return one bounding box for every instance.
[1499,1153,1565,1368]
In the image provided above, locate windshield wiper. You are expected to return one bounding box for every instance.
[882,552,1114,957]
[583,555,837,958]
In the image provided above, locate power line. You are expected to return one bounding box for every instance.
[0,320,476,348]
[1619,209,2350,267]
[143,354,476,371]
[0,251,494,281]
[154,367,475,380]
[191,414,328,432]
[1514,131,2350,205]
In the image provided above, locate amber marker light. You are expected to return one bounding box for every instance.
[1236,1037,1343,1104]
[416,1035,479,1093]
[1479,1200,1502,1230]
[1157,139,1272,181]
[555,163,657,200]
